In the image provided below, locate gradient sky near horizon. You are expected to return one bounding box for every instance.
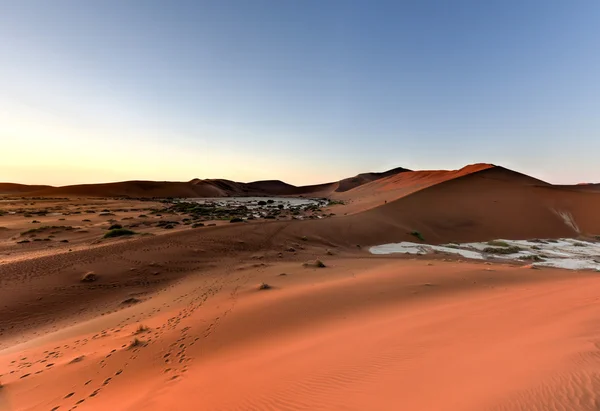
[1,0,600,186]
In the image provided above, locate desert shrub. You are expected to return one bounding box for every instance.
[108,224,123,230]
[257,201,267,206]
[258,283,272,290]
[21,225,73,236]
[410,231,425,242]
[327,200,345,205]
[303,260,326,268]
[192,223,204,228]
[81,272,97,282]
[267,199,275,204]
[483,245,522,254]
[128,338,146,349]
[518,255,544,261]
[134,324,149,334]
[230,217,244,223]
[31,220,40,224]
[16,239,30,244]
[103,228,135,238]
[277,204,284,209]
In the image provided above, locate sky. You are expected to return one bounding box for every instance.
[1,0,599,186]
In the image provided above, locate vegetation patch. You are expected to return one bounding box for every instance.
[81,272,97,282]
[103,228,136,238]
[21,225,73,236]
[518,255,544,262]
[258,282,272,290]
[483,245,522,255]
[303,259,326,268]
[128,338,146,349]
[410,231,425,242]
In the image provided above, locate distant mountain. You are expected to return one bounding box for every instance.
[3,166,410,198]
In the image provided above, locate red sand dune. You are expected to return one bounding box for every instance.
[313,165,600,244]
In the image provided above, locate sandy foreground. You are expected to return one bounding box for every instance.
[1,253,599,411]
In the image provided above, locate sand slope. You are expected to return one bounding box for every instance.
[2,254,600,411]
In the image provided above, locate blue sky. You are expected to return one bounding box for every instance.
[1,0,599,185]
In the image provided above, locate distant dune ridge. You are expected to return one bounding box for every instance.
[0,163,541,199]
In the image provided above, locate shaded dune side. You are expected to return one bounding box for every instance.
[326,166,600,244]
[328,164,497,212]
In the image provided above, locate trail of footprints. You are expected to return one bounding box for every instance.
[25,263,249,411]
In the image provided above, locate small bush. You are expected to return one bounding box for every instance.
[303,260,326,268]
[230,218,244,223]
[257,201,267,206]
[518,255,544,262]
[483,245,522,255]
[128,338,146,349]
[258,282,272,290]
[81,272,97,282]
[192,223,204,228]
[134,324,149,334]
[108,224,123,230]
[103,228,135,238]
[410,231,425,242]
